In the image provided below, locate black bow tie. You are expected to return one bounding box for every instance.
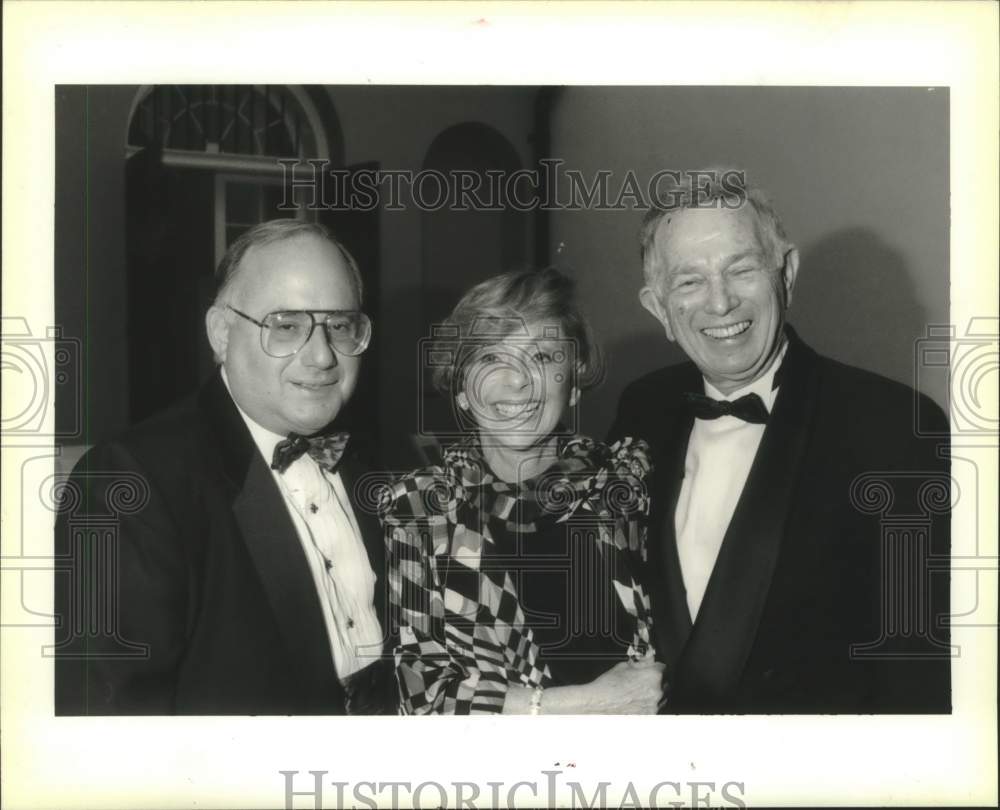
[271,431,350,474]
[682,392,770,424]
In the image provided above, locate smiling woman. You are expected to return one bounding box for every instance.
[383,268,666,715]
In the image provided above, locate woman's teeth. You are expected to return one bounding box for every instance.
[494,401,539,417]
[702,320,751,339]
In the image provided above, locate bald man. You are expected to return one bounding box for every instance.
[55,220,395,715]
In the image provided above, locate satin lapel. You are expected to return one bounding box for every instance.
[337,448,388,632]
[676,333,819,699]
[198,371,256,493]
[649,409,696,677]
[198,372,344,704]
[232,454,341,695]
[646,367,701,676]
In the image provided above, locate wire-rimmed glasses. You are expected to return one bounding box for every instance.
[227,306,372,358]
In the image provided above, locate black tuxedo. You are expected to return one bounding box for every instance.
[54,372,395,715]
[609,329,951,713]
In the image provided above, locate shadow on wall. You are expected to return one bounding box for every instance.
[792,226,943,409]
[590,329,686,440]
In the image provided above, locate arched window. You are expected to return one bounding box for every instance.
[122,85,340,422]
[127,85,327,166]
[126,85,333,264]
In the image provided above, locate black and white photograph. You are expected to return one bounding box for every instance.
[2,2,997,808]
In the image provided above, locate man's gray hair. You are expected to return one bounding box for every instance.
[213,219,363,307]
[639,170,792,288]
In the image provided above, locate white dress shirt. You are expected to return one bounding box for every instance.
[674,341,788,621]
[221,370,383,680]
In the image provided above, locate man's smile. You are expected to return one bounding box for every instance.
[700,319,752,340]
[291,379,338,392]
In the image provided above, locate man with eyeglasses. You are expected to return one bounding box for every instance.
[55,219,395,715]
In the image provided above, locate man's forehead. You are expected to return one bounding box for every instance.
[237,235,355,303]
[654,205,766,262]
[243,233,342,269]
[654,206,762,250]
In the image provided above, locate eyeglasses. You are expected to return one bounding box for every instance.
[227,306,372,358]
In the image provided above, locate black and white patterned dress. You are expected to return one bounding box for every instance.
[383,435,654,715]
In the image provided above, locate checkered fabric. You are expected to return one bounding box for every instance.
[384,435,654,715]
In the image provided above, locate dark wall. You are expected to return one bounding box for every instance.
[55,86,137,443]
[330,86,538,460]
[54,85,539,455]
[55,85,948,452]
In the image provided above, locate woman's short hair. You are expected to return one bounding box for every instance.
[430,267,605,396]
[213,219,363,307]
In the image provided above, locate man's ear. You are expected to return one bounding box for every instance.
[781,246,800,308]
[639,285,676,343]
[206,305,231,364]
[455,391,470,411]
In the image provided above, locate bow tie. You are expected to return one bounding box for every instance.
[271,431,350,474]
[682,391,770,424]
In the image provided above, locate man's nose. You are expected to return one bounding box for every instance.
[299,323,338,368]
[705,277,738,315]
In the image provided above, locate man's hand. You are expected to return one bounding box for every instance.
[579,650,666,715]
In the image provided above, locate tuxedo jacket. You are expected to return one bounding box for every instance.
[608,329,951,713]
[54,372,395,715]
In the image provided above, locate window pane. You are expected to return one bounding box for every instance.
[262,185,297,220]
[226,181,259,224]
